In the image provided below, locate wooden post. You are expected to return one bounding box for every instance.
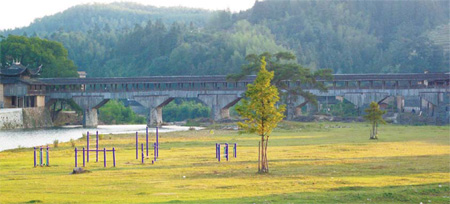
[136,132,138,159]
[113,148,116,167]
[83,147,85,167]
[75,148,78,167]
[104,148,106,167]
[96,131,99,162]
[146,127,149,157]
[33,147,36,167]
[87,131,89,162]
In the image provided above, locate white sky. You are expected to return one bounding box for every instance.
[0,0,256,30]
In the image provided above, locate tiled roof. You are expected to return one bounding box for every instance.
[0,64,42,76]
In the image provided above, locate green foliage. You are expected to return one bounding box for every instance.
[326,100,359,117]
[236,57,286,136]
[230,51,333,108]
[162,100,210,122]
[1,1,448,77]
[364,101,387,139]
[0,35,78,77]
[99,100,145,124]
[236,57,285,173]
[244,0,449,73]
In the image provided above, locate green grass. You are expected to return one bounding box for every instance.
[0,122,449,203]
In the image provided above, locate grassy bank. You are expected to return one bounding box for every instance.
[0,122,449,203]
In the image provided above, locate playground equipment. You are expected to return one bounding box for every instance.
[33,146,49,167]
[75,147,116,167]
[216,143,237,162]
[85,131,101,163]
[140,141,158,164]
[75,130,116,167]
[135,127,159,161]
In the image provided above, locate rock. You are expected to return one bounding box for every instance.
[71,167,90,174]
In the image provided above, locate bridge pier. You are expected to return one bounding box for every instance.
[285,96,306,120]
[396,96,404,113]
[83,109,98,128]
[134,96,173,127]
[72,96,109,128]
[198,94,241,121]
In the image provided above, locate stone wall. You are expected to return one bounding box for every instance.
[0,83,3,108]
[53,111,82,126]
[0,108,53,130]
[22,107,53,129]
[0,108,23,129]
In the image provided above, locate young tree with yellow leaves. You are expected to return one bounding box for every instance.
[236,57,285,173]
[364,101,386,139]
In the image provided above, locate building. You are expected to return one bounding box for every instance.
[0,62,46,108]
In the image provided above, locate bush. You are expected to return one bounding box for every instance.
[99,100,146,124]
[163,100,210,122]
[53,140,59,148]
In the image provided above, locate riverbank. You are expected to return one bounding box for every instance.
[0,122,448,203]
[0,124,203,152]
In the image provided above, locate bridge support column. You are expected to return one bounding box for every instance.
[396,96,404,113]
[420,92,449,124]
[72,96,109,128]
[134,96,173,127]
[83,109,98,128]
[149,106,163,127]
[286,96,306,120]
[198,94,241,121]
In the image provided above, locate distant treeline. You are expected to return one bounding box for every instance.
[1,1,448,77]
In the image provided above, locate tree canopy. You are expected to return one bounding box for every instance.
[0,35,78,77]
[229,52,333,111]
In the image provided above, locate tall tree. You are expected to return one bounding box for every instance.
[229,52,333,114]
[236,57,285,173]
[364,101,386,140]
[0,35,78,77]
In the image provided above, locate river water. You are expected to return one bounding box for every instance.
[0,125,202,152]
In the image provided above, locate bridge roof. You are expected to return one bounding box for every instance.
[329,73,448,81]
[39,75,256,85]
[38,73,448,85]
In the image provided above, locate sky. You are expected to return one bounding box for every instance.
[0,0,256,30]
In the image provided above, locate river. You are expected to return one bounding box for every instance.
[0,125,203,152]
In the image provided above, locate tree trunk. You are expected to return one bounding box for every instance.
[258,141,260,172]
[374,122,378,139]
[260,135,265,173]
[370,122,376,139]
[264,136,269,173]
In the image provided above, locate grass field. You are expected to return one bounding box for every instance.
[0,122,449,203]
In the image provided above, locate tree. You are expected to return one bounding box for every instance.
[364,101,386,139]
[229,52,333,115]
[236,57,286,173]
[0,35,78,77]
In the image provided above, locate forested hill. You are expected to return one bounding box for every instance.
[1,1,448,77]
[239,0,449,74]
[2,2,212,35]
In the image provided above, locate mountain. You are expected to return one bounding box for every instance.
[1,2,212,35]
[1,1,448,77]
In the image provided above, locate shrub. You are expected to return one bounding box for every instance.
[53,140,59,148]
